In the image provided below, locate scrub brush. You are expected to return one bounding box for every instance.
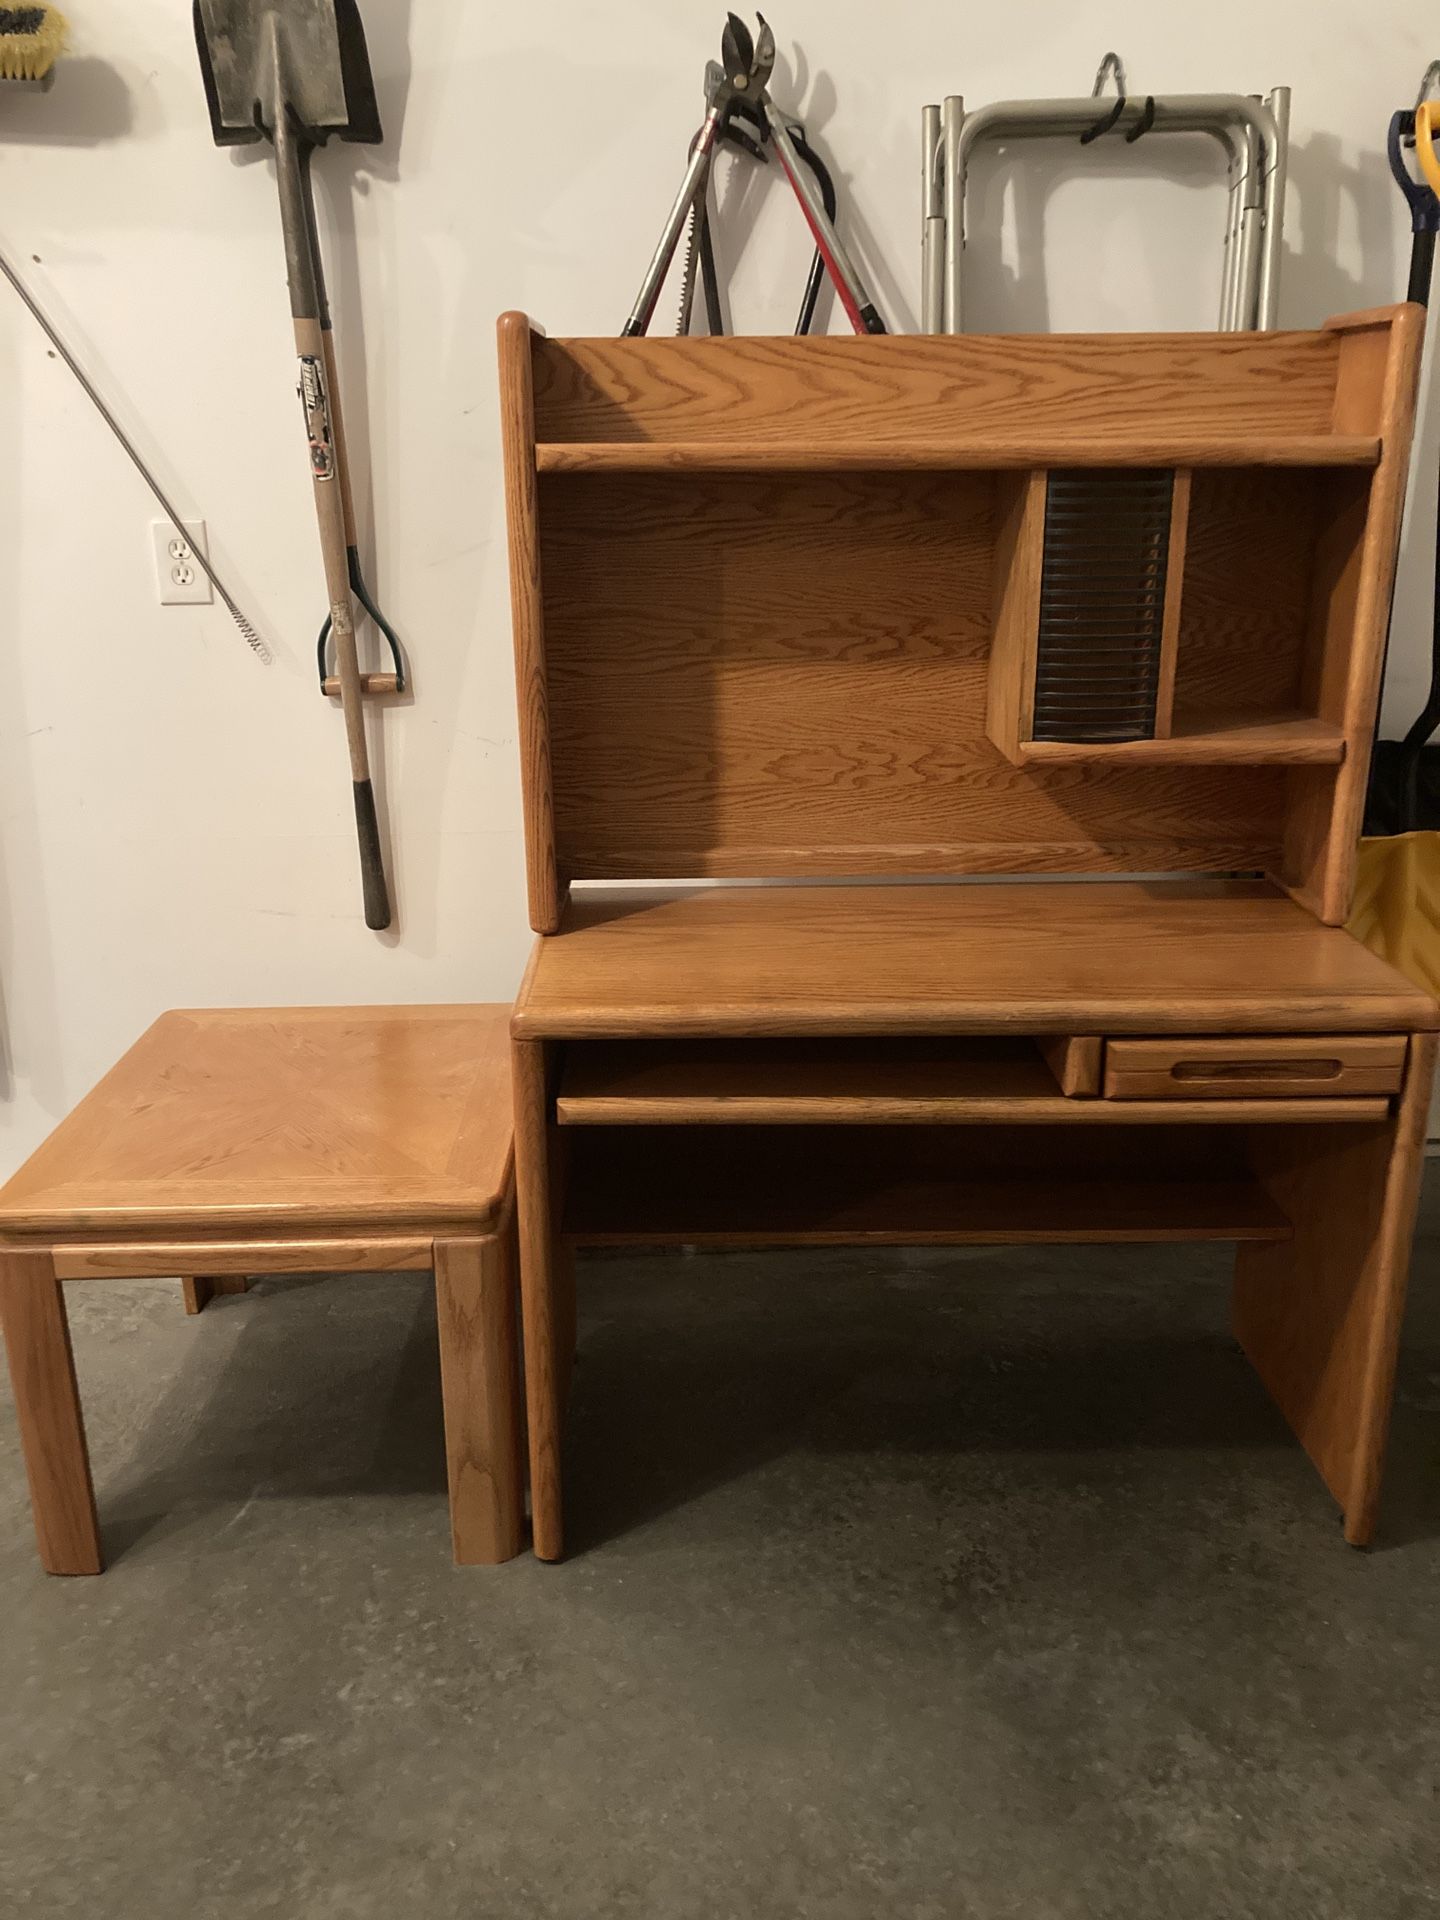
[0,7,67,83]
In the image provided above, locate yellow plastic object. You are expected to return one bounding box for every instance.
[1350,830,1440,998]
[1415,100,1440,197]
[0,5,67,83]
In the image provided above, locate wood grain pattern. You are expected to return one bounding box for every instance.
[513,1036,564,1562]
[541,469,1288,879]
[1039,1035,1103,1097]
[1170,469,1320,721]
[551,1036,1383,1124]
[321,672,401,698]
[508,315,1420,893]
[1323,306,1415,342]
[0,1006,514,1239]
[1153,470,1192,738]
[181,1276,249,1315]
[0,1007,525,1576]
[530,331,1348,447]
[1019,713,1344,767]
[534,437,1381,472]
[434,1229,525,1566]
[501,314,1431,1556]
[508,314,1419,896]
[499,313,563,933]
[54,1239,435,1279]
[513,882,1438,1040]
[1234,1029,1437,1544]
[562,1124,1291,1247]
[1315,305,1425,919]
[1275,474,1368,919]
[1281,305,1424,921]
[1102,1035,1407,1101]
[556,1036,1072,1121]
[0,1249,102,1574]
[986,471,1044,761]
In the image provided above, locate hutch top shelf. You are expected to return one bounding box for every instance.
[500,306,1422,935]
[517,311,1411,455]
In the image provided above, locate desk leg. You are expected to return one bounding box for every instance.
[554,1241,577,1414]
[1234,1031,1436,1545]
[1,1250,103,1575]
[514,1038,565,1561]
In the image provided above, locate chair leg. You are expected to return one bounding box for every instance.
[434,1229,525,1566]
[181,1276,250,1316]
[1,1249,103,1575]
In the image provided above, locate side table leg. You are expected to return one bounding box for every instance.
[1,1249,103,1574]
[1235,1031,1436,1545]
[434,1231,525,1565]
[181,1277,250,1316]
[515,1038,565,1560]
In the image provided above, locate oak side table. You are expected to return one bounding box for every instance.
[0,1004,523,1574]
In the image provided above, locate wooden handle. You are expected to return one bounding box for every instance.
[353,779,391,930]
[294,315,391,929]
[322,672,401,698]
[320,324,360,551]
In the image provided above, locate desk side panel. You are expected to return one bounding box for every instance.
[499,313,564,931]
[1234,1028,1437,1543]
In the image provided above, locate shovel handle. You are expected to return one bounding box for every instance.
[273,115,391,929]
[319,323,360,550]
[295,313,391,930]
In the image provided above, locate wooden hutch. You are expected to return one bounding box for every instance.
[499,305,1437,1560]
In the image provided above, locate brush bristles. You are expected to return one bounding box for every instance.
[0,6,67,83]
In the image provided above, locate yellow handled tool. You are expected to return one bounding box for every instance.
[1414,98,1440,196]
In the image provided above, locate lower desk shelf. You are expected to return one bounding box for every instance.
[561,1124,1295,1249]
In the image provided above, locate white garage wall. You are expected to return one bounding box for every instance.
[0,0,1436,1170]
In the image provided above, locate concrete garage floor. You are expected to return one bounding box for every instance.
[3,1190,1440,1919]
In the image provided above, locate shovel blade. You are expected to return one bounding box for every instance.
[193,0,382,148]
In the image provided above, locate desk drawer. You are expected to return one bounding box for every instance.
[1102,1036,1407,1101]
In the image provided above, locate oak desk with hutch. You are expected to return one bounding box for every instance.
[498,305,1437,1561]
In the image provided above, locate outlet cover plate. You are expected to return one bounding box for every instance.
[151,520,213,606]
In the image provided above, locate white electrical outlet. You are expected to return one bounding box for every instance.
[150,519,213,606]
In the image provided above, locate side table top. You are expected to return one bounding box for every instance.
[0,1005,514,1240]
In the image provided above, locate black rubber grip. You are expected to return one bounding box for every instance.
[352,779,392,930]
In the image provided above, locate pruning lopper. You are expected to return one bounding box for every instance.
[623,12,886,338]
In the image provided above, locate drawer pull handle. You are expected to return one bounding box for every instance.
[1170,1059,1342,1083]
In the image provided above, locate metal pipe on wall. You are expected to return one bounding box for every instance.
[941,95,964,333]
[921,103,943,333]
[1258,86,1291,328]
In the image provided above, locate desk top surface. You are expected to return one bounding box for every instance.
[512,881,1438,1039]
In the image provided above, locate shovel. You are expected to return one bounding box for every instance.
[194,0,401,930]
